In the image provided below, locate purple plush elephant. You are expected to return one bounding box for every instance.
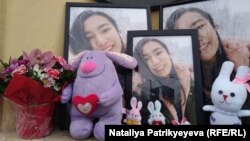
[61,51,137,141]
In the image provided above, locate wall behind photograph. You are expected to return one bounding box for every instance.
[0,0,159,131]
[0,0,159,62]
[0,0,93,62]
[0,0,6,61]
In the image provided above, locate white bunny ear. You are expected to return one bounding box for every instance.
[235,66,250,79]
[154,100,162,112]
[232,65,250,92]
[217,61,234,80]
[130,97,137,109]
[137,101,142,110]
[147,101,154,114]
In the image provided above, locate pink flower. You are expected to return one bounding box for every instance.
[11,65,28,76]
[46,68,60,79]
[42,77,56,88]
[54,56,73,70]
[23,49,56,69]
[1,48,76,93]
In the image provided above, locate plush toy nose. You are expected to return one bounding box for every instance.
[81,61,96,73]
[223,95,228,100]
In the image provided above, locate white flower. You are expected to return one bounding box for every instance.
[32,64,43,77]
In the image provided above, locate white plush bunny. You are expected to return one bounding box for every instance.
[203,61,250,125]
[123,97,142,125]
[147,100,166,125]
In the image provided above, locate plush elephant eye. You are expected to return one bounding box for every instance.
[218,90,223,95]
[90,57,93,59]
[86,57,89,60]
[230,92,235,97]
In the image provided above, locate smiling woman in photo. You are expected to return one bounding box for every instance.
[133,38,196,124]
[69,10,125,54]
[165,7,250,101]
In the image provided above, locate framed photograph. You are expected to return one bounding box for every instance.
[62,3,151,128]
[126,30,204,125]
[160,0,250,112]
[64,2,151,62]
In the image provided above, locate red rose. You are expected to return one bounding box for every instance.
[54,56,67,66]
[46,68,60,79]
[12,65,28,76]
[54,56,72,70]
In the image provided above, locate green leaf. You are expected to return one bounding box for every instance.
[0,59,9,68]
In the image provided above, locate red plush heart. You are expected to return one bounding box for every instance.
[152,121,164,125]
[72,94,99,115]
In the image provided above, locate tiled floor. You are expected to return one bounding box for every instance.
[0,129,97,141]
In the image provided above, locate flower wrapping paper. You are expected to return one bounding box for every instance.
[4,74,60,139]
[4,74,59,106]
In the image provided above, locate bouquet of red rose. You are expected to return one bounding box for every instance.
[0,49,75,139]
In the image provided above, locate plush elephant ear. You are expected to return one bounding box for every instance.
[105,51,137,69]
[69,51,86,70]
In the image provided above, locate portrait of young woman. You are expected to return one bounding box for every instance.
[65,2,151,94]
[64,2,151,105]
[161,0,250,123]
[127,30,204,125]
[64,3,151,61]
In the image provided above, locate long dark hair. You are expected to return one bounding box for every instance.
[165,7,227,64]
[166,7,228,94]
[165,7,216,29]
[134,38,184,122]
[69,10,125,55]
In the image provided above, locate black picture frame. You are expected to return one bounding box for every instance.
[64,2,151,62]
[95,0,188,11]
[61,2,151,129]
[160,0,250,124]
[126,30,204,125]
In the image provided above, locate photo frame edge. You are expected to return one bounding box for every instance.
[126,29,205,125]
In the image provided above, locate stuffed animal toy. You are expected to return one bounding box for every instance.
[123,97,142,125]
[171,117,191,125]
[203,61,250,125]
[61,51,137,141]
[147,100,166,125]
